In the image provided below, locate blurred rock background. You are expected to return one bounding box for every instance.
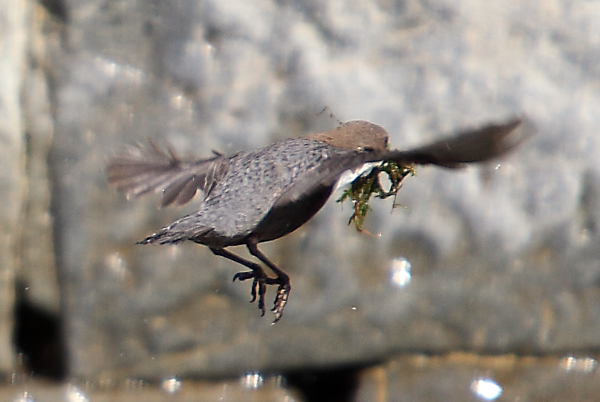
[3,0,600,400]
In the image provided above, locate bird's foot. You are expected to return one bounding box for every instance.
[271,280,291,324]
[232,270,291,322]
[233,270,268,315]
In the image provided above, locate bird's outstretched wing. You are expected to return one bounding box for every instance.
[382,118,526,167]
[107,141,230,207]
[273,117,530,207]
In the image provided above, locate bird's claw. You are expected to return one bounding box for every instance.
[232,270,268,316]
[271,281,291,324]
[232,271,254,282]
[232,270,290,322]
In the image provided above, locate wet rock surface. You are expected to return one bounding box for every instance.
[3,0,600,400]
[355,354,600,402]
[3,354,600,402]
[1,375,300,402]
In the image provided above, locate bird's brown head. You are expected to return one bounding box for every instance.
[306,120,389,152]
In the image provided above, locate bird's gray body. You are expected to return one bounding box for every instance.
[143,137,361,247]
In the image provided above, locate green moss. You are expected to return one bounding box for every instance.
[336,161,415,232]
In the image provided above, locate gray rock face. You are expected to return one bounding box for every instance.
[0,0,28,374]
[8,0,600,385]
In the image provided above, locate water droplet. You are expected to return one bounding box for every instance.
[470,378,503,400]
[578,229,592,246]
[270,374,287,388]
[560,356,598,373]
[124,378,146,391]
[203,43,216,57]
[390,257,412,287]
[105,253,128,280]
[13,391,35,402]
[65,385,89,402]
[161,377,182,394]
[241,372,264,389]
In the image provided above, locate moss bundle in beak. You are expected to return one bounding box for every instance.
[337,161,415,232]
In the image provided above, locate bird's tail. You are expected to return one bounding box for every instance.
[137,216,213,245]
[107,140,229,207]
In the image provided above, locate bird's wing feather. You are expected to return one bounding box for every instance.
[272,150,368,208]
[383,118,526,167]
[272,118,528,208]
[107,141,229,207]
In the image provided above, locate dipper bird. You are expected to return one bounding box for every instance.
[107,118,526,322]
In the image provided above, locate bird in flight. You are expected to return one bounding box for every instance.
[107,118,527,323]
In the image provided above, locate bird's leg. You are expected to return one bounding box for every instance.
[209,247,270,316]
[246,239,291,323]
